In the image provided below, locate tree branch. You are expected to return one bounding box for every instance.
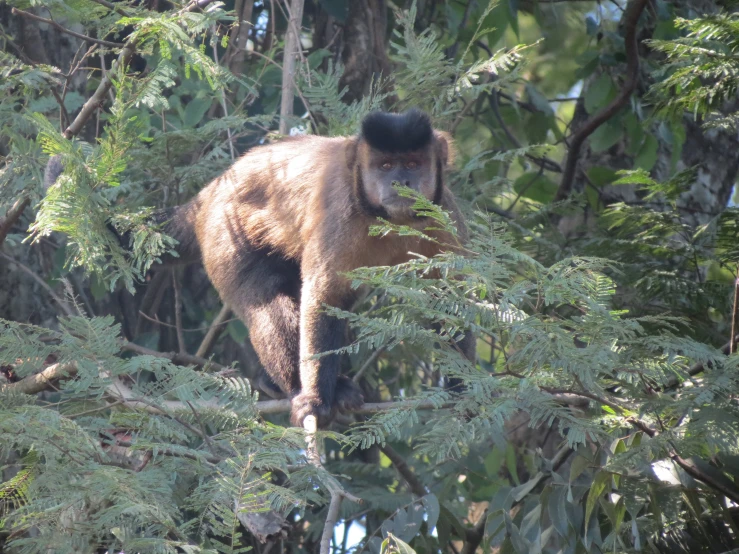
[0,362,77,395]
[0,197,30,249]
[302,415,363,554]
[0,252,76,317]
[195,304,231,358]
[11,8,124,48]
[554,0,649,202]
[120,340,230,372]
[278,0,305,134]
[380,444,427,496]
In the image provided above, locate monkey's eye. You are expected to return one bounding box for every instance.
[405,161,419,170]
[381,162,394,171]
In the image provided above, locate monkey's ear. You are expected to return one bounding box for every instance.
[434,131,456,168]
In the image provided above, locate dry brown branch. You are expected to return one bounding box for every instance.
[278,0,305,134]
[0,362,77,395]
[554,0,649,202]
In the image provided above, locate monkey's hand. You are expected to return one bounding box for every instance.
[290,394,335,428]
[334,375,364,414]
[290,378,364,427]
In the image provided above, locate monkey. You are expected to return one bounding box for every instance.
[45,109,475,427]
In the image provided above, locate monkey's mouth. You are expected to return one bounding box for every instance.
[381,195,415,208]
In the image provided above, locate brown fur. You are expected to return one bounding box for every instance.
[161,113,472,426]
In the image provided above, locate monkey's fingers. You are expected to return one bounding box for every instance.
[335,375,364,413]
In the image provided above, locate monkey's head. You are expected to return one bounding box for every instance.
[351,109,451,222]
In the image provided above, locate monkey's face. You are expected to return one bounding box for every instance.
[361,150,437,220]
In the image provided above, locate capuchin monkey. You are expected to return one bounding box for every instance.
[46,109,475,427]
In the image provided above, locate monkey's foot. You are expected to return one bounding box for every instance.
[290,394,335,428]
[335,375,364,413]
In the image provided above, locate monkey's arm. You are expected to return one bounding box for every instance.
[290,258,364,426]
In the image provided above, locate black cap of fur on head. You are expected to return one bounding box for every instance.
[360,109,433,153]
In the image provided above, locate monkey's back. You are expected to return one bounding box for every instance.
[193,135,350,272]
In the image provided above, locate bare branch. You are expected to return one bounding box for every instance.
[0,362,77,395]
[302,415,363,554]
[555,0,649,202]
[278,0,305,135]
[0,197,30,249]
[380,444,427,496]
[195,304,232,358]
[120,340,230,372]
[0,252,76,317]
[172,271,186,355]
[11,8,124,48]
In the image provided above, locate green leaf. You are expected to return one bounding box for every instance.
[507,0,519,37]
[587,166,619,187]
[511,472,543,502]
[513,172,558,204]
[584,472,610,527]
[439,504,468,539]
[548,485,569,537]
[227,319,249,343]
[584,74,614,113]
[484,2,509,47]
[183,98,212,128]
[635,135,659,171]
[589,120,622,152]
[569,454,589,483]
[505,444,520,485]
[421,494,440,533]
[525,84,554,117]
[484,447,505,476]
[384,533,416,554]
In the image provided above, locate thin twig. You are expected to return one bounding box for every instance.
[555,0,649,202]
[88,0,132,17]
[172,270,187,355]
[120,340,230,372]
[352,345,387,383]
[11,8,123,48]
[0,362,77,395]
[731,267,739,354]
[0,251,75,317]
[380,444,427,496]
[110,438,221,464]
[0,197,30,248]
[630,418,739,504]
[195,304,232,358]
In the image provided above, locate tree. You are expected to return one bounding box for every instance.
[4,1,739,553]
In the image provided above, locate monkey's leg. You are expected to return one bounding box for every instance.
[216,252,302,399]
[290,278,364,427]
